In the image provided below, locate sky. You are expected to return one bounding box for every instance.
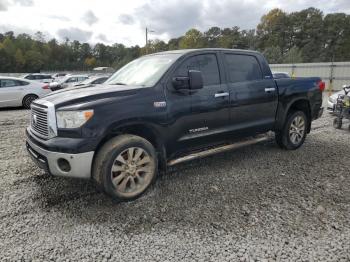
[0,0,350,46]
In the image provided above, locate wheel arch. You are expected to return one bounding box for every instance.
[22,93,39,106]
[95,122,167,173]
[276,98,312,133]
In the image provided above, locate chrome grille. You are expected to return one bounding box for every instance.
[31,104,49,139]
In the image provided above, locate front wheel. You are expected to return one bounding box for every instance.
[275,111,308,150]
[333,118,342,129]
[92,135,158,201]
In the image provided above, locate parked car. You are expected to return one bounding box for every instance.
[26,48,324,201]
[73,76,109,87]
[49,75,89,91]
[0,76,51,109]
[327,89,346,112]
[272,72,291,79]
[52,73,67,80]
[23,73,54,83]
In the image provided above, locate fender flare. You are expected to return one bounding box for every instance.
[275,98,311,132]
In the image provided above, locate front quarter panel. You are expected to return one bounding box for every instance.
[78,85,168,142]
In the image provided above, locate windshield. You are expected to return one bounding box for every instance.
[106,54,181,87]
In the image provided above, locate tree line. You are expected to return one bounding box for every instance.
[0,7,349,73]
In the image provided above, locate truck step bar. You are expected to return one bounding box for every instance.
[167,135,271,167]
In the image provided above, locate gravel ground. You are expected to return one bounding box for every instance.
[0,107,349,261]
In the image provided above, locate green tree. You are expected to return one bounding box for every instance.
[289,8,324,62]
[257,8,290,54]
[25,50,44,72]
[283,46,303,63]
[15,49,26,71]
[84,57,97,68]
[263,46,283,64]
[179,29,205,49]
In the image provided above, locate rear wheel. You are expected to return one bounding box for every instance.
[333,118,342,129]
[92,135,158,201]
[275,110,308,150]
[22,94,38,109]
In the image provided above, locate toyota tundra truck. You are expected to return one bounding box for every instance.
[26,49,325,201]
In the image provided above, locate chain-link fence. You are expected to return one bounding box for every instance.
[270,62,350,91]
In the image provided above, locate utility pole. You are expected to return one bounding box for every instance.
[145,27,155,54]
[146,27,148,54]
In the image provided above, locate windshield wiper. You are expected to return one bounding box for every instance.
[109,82,127,86]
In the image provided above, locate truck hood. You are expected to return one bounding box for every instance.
[40,84,143,108]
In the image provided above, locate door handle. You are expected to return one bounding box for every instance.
[265,87,276,93]
[214,92,229,98]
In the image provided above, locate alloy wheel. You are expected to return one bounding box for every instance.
[289,115,305,145]
[110,147,155,197]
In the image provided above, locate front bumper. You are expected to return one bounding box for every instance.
[26,131,94,179]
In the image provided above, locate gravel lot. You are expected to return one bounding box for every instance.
[0,107,349,261]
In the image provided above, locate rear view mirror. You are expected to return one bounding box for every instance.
[188,70,203,90]
[172,70,203,90]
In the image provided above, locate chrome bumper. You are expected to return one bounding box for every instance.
[26,136,94,179]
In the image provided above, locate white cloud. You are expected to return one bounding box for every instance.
[0,0,349,46]
[0,0,8,10]
[57,27,93,42]
[82,10,99,26]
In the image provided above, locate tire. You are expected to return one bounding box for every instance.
[333,118,342,129]
[92,135,158,201]
[275,110,308,150]
[22,94,38,109]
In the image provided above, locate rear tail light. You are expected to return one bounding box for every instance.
[318,81,325,92]
[42,84,50,90]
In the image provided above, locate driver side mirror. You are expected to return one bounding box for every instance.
[172,70,203,90]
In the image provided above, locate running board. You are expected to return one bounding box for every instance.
[167,136,270,167]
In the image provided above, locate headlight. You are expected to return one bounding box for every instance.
[56,110,94,129]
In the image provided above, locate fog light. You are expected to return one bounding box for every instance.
[57,158,71,172]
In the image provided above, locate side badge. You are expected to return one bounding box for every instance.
[154,101,167,108]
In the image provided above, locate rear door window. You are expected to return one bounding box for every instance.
[18,80,30,86]
[224,54,263,83]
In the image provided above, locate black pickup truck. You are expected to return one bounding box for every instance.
[26,48,324,200]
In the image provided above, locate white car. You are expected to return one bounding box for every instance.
[327,86,350,112]
[52,73,67,79]
[73,76,109,87]
[0,77,51,109]
[50,75,89,91]
[23,73,54,83]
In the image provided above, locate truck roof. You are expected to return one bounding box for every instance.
[149,48,260,56]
